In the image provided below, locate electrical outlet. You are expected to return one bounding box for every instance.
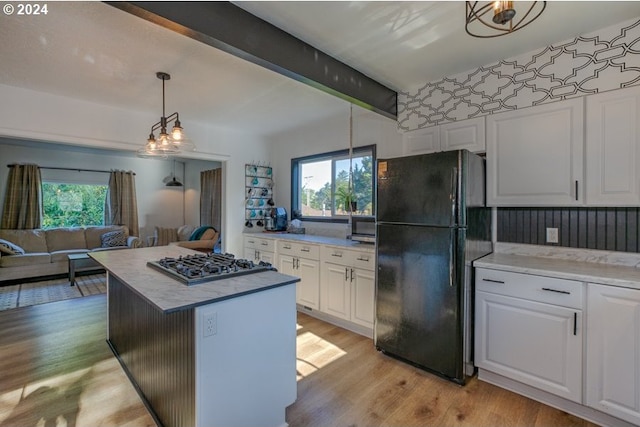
[546,227,559,244]
[203,312,217,337]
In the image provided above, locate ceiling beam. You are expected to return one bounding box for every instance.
[106,1,398,119]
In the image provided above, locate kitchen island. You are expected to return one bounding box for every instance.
[91,246,300,427]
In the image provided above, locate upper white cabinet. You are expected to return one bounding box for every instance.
[402,126,440,155]
[586,86,640,206]
[586,283,640,425]
[402,117,485,155]
[486,98,584,206]
[440,117,485,152]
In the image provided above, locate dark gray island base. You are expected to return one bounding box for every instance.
[91,247,300,427]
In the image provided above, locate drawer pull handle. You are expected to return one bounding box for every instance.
[542,287,571,295]
[573,312,577,336]
[357,257,369,262]
[482,278,505,284]
[261,242,268,246]
[332,253,343,258]
[284,245,291,249]
[300,248,310,252]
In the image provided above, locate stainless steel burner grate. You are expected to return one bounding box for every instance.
[147,252,275,285]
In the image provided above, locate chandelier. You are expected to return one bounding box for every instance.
[138,72,194,158]
[465,1,546,38]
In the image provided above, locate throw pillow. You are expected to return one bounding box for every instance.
[0,238,25,255]
[101,230,127,248]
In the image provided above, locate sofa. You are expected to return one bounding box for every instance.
[0,225,141,282]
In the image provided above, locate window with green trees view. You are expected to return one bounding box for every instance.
[292,145,375,220]
[42,183,107,228]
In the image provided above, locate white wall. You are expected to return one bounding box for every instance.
[0,84,271,256]
[268,103,402,238]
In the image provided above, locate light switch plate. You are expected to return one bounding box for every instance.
[546,227,559,244]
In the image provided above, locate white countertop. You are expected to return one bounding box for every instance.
[474,243,640,291]
[91,246,300,313]
[245,232,376,252]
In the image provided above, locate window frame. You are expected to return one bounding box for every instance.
[291,144,376,223]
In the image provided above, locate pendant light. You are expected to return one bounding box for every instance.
[138,72,195,158]
[166,159,183,187]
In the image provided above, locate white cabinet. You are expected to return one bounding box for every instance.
[402,117,485,155]
[440,117,485,152]
[586,86,640,206]
[320,246,375,329]
[586,283,640,425]
[475,268,583,403]
[486,98,584,206]
[277,241,320,310]
[243,236,275,264]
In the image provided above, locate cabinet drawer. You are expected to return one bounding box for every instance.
[476,268,583,309]
[321,246,352,266]
[244,236,275,252]
[351,251,375,271]
[278,240,320,260]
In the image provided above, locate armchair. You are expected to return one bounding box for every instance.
[151,225,220,253]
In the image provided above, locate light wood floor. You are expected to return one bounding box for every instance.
[0,295,597,427]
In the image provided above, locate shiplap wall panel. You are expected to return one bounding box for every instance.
[497,208,640,253]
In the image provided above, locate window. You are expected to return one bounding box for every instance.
[42,183,108,228]
[292,145,375,221]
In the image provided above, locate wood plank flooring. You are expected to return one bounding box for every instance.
[0,295,598,427]
[288,313,598,427]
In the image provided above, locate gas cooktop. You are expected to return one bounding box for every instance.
[147,252,276,285]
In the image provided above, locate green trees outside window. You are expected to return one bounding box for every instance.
[42,183,107,228]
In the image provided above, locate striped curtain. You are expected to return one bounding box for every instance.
[1,164,42,229]
[200,168,222,232]
[104,170,139,237]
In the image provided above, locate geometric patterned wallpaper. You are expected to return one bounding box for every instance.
[398,17,640,131]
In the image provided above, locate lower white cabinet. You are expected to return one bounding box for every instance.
[243,236,275,264]
[320,246,375,329]
[475,268,583,403]
[277,241,320,310]
[586,283,640,425]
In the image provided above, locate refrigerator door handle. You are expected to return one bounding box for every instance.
[449,231,455,287]
[451,167,458,226]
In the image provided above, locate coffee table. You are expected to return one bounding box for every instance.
[68,253,103,286]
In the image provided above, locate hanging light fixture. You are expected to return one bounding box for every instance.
[165,159,183,187]
[465,1,546,38]
[138,72,194,158]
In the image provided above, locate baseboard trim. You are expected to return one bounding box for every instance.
[478,369,635,427]
[296,305,373,339]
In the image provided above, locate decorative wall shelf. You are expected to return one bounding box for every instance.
[245,164,273,227]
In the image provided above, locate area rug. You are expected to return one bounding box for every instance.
[0,273,106,311]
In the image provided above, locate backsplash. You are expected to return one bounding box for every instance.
[497,207,640,253]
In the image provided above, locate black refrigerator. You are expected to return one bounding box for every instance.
[374,150,492,384]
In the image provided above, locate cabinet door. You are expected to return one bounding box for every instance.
[351,267,375,328]
[279,255,296,278]
[259,251,275,265]
[475,291,582,402]
[486,98,584,206]
[297,258,320,310]
[440,117,485,153]
[244,247,257,262]
[586,86,640,206]
[587,283,640,425]
[402,126,440,155]
[320,262,350,319]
